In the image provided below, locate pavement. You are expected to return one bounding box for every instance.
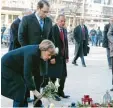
[1,44,112,107]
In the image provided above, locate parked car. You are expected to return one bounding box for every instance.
[2,28,10,46]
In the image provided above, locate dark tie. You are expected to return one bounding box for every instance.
[39,19,44,31]
[60,28,65,56]
[82,26,85,40]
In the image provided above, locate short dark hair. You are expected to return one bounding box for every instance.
[37,0,50,9]
[57,14,65,20]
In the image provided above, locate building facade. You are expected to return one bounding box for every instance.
[1,0,113,29]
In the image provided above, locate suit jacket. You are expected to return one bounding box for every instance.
[107,24,113,57]
[18,13,52,46]
[1,45,41,101]
[73,25,89,57]
[102,23,110,48]
[18,13,52,75]
[9,18,21,51]
[47,24,69,78]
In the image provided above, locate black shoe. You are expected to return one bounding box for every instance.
[58,93,70,98]
[54,95,61,101]
[27,97,34,103]
[72,61,78,66]
[34,100,43,107]
[82,64,86,67]
[110,88,113,91]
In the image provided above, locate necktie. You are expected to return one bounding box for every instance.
[39,19,44,31]
[82,26,85,40]
[60,28,65,56]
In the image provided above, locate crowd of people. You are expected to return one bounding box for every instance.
[1,0,113,107]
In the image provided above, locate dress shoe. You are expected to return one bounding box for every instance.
[33,100,44,107]
[58,93,70,98]
[72,61,78,66]
[27,97,34,103]
[82,64,86,67]
[61,95,70,98]
[54,95,61,101]
[110,88,113,91]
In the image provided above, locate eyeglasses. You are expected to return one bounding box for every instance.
[41,9,49,13]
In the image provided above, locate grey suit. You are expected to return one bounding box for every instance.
[107,24,113,57]
[107,24,113,85]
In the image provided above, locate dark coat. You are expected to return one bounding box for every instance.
[1,45,41,101]
[18,13,52,76]
[107,24,113,57]
[102,23,110,48]
[73,25,89,57]
[47,24,69,78]
[18,13,52,46]
[9,18,21,51]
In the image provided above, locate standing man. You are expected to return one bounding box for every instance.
[72,19,89,67]
[96,26,102,46]
[9,9,32,51]
[107,24,113,91]
[18,0,52,107]
[103,17,113,69]
[90,27,97,46]
[48,14,70,99]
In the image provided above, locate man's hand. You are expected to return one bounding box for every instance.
[66,59,69,63]
[32,90,42,99]
[50,58,56,64]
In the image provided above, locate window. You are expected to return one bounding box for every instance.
[8,15,12,23]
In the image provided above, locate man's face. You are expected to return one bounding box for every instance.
[37,4,49,19]
[57,16,66,27]
[80,19,84,25]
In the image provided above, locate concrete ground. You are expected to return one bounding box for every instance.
[1,44,112,107]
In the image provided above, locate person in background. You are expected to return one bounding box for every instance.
[107,24,113,91]
[1,40,56,107]
[90,27,97,46]
[1,24,6,44]
[9,9,32,51]
[102,17,113,69]
[72,19,89,67]
[18,0,52,107]
[48,14,70,100]
[96,26,102,46]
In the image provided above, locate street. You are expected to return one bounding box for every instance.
[1,44,112,107]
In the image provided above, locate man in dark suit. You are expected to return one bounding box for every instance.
[48,14,70,100]
[18,0,52,107]
[72,19,89,67]
[9,9,32,51]
[102,17,113,69]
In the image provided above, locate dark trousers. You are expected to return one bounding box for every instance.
[111,57,113,85]
[33,75,43,107]
[13,86,28,107]
[51,77,66,94]
[106,48,112,67]
[73,41,86,65]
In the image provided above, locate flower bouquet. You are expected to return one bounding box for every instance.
[34,80,59,105]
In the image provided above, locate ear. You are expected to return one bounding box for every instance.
[55,47,59,54]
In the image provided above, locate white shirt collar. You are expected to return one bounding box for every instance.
[35,12,42,22]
